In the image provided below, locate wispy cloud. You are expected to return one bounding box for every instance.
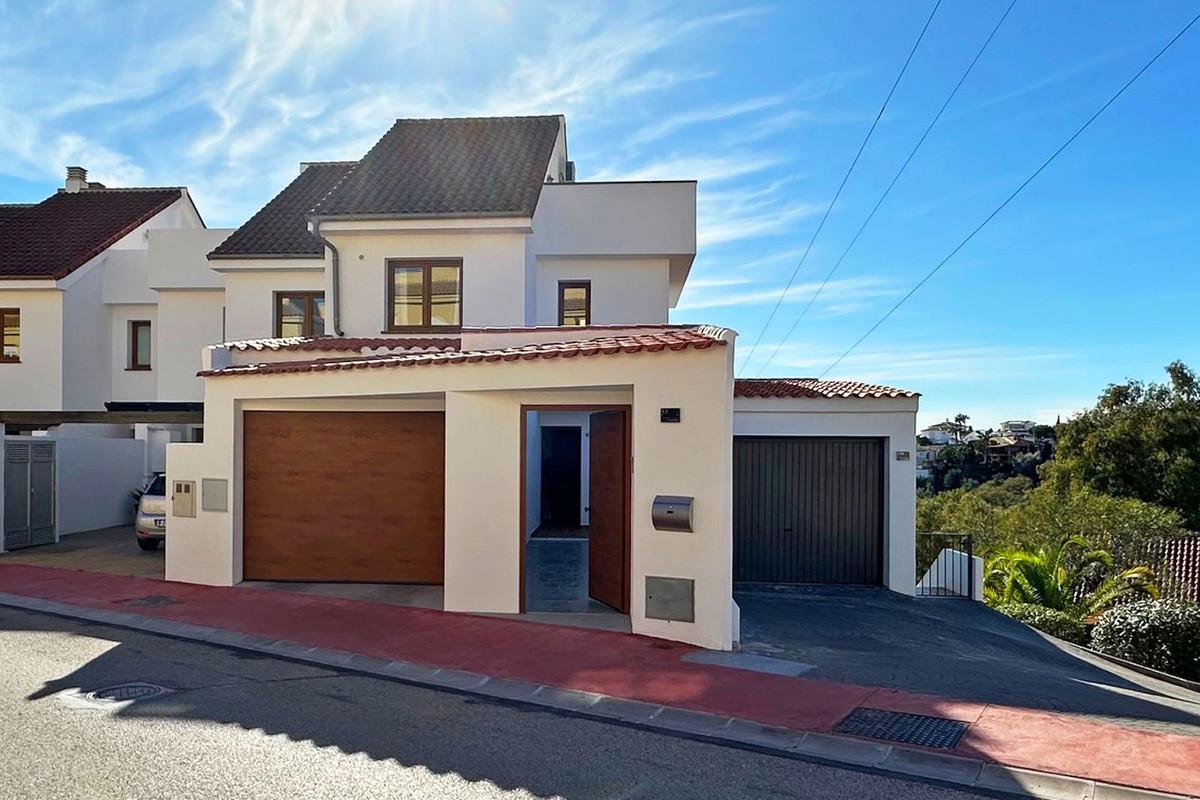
[627,96,786,147]
[749,342,1073,384]
[677,275,897,312]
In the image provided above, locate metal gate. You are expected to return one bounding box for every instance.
[734,436,884,584]
[3,441,56,551]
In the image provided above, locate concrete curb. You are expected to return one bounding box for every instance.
[0,592,1194,800]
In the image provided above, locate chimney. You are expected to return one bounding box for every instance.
[65,166,88,193]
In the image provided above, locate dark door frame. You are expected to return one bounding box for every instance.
[519,404,632,613]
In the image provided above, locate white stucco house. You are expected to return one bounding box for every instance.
[156,115,919,650]
[0,171,227,548]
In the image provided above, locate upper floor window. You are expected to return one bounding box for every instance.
[0,308,18,363]
[386,259,462,332]
[558,281,590,326]
[275,292,325,338]
[129,320,152,370]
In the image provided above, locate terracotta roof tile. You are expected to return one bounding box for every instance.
[735,377,918,399]
[202,328,727,378]
[209,162,354,260]
[0,188,182,279]
[313,116,561,219]
[224,336,460,353]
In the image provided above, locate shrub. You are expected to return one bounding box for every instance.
[1090,600,1200,680]
[995,603,1089,645]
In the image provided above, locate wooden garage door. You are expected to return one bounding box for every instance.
[243,411,444,583]
[734,436,884,585]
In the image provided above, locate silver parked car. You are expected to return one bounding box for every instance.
[135,473,167,551]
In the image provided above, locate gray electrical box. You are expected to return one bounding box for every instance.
[645,576,695,622]
[201,478,228,512]
[172,480,196,518]
[651,495,694,532]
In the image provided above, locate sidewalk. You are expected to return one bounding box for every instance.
[1,563,1197,798]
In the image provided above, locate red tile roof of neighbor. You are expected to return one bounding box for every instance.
[200,327,729,378]
[0,188,183,279]
[225,336,462,353]
[735,377,918,399]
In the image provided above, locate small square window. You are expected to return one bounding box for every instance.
[275,292,325,338]
[386,260,462,331]
[558,281,590,326]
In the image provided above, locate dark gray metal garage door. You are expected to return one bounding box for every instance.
[734,436,884,584]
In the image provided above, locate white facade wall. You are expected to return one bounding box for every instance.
[532,182,696,306]
[732,396,919,595]
[53,436,145,534]
[108,304,158,402]
[0,287,63,409]
[220,266,325,342]
[534,258,670,326]
[60,261,111,410]
[155,290,226,402]
[167,338,737,650]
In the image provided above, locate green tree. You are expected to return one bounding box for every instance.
[984,536,1158,618]
[1054,361,1200,528]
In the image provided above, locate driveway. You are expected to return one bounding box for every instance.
[0,527,163,580]
[736,585,1200,737]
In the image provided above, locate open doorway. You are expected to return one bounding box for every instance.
[522,406,630,617]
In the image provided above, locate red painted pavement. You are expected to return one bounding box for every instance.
[1,563,1197,797]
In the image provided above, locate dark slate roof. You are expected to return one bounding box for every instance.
[0,203,33,229]
[312,116,561,219]
[207,162,354,260]
[0,189,182,280]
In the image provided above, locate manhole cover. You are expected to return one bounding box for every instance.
[834,707,967,749]
[85,682,171,704]
[115,595,182,607]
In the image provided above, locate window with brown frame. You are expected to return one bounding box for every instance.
[0,308,18,363]
[274,292,325,338]
[386,259,462,332]
[129,320,152,370]
[558,281,591,326]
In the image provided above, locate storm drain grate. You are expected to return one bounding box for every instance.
[834,707,967,749]
[116,595,182,607]
[86,682,171,704]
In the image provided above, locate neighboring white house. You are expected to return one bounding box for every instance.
[919,420,968,445]
[0,171,220,550]
[162,115,919,651]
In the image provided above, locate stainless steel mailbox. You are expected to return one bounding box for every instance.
[651,495,694,532]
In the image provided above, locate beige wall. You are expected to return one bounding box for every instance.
[326,230,529,334]
[0,288,64,409]
[167,339,737,649]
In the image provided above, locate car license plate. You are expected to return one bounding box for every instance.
[154,518,166,528]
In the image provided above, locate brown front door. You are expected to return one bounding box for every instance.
[242,411,445,583]
[588,409,630,612]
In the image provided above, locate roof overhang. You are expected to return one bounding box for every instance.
[311,215,533,235]
[0,405,203,427]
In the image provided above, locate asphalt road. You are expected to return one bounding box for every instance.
[0,606,997,800]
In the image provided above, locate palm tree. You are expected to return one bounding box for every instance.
[984,536,1159,618]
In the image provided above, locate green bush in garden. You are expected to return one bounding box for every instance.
[994,603,1090,645]
[1090,600,1200,681]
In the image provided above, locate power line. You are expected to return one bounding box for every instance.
[737,0,943,376]
[818,11,1200,380]
[756,0,1016,376]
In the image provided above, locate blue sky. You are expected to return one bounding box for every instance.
[0,1,1196,427]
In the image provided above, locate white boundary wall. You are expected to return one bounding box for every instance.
[53,436,146,535]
